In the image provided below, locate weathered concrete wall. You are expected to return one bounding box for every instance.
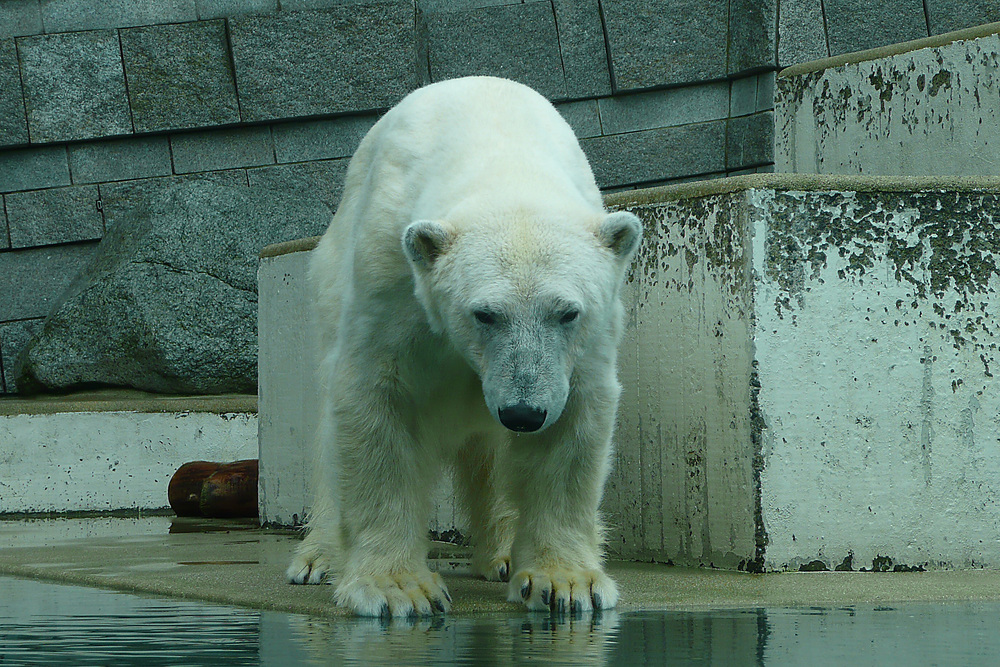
[750,186,1000,570]
[776,25,1000,176]
[609,193,758,569]
[258,175,1000,570]
[607,175,1000,571]
[0,396,257,513]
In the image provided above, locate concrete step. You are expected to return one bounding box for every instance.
[258,174,1000,571]
[776,22,1000,176]
[0,391,257,514]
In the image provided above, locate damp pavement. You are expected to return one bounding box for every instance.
[3,514,1000,619]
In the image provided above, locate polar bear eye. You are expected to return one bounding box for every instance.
[473,310,496,325]
[559,309,580,325]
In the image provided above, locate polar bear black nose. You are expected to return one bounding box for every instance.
[498,403,547,432]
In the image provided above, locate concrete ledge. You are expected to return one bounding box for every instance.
[605,174,1000,208]
[0,389,256,416]
[259,236,320,259]
[0,390,257,513]
[778,21,1000,78]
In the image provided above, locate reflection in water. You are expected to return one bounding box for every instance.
[3,577,1000,666]
[282,611,622,666]
[0,577,259,666]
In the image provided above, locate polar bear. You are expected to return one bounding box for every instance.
[286,76,642,618]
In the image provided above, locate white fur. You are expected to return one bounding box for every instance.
[286,76,642,617]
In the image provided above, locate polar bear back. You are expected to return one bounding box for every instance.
[346,76,602,233]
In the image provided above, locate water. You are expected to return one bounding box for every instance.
[1,577,997,666]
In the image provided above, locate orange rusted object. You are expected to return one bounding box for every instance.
[168,459,258,518]
[199,459,259,518]
[168,461,222,517]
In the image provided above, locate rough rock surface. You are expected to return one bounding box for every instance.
[16,181,330,394]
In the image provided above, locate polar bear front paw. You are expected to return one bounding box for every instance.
[335,570,452,618]
[475,556,511,582]
[508,567,618,614]
[286,551,331,585]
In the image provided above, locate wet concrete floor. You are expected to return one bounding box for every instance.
[3,514,1000,619]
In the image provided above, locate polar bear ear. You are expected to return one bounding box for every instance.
[597,211,643,260]
[402,220,454,269]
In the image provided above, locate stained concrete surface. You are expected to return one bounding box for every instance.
[3,515,1000,619]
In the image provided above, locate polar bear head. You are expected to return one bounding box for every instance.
[402,208,642,433]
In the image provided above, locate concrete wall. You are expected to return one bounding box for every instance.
[0,395,257,513]
[776,24,1000,176]
[606,175,1000,571]
[258,174,1000,571]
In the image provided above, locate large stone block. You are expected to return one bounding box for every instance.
[602,0,728,91]
[555,100,601,139]
[727,111,774,171]
[776,29,1000,176]
[0,242,99,320]
[0,0,42,39]
[926,1,1000,35]
[0,145,70,193]
[552,0,610,98]
[777,0,828,66]
[0,395,256,510]
[18,30,132,143]
[728,0,776,74]
[39,0,197,33]
[196,0,276,20]
[597,82,729,135]
[0,39,28,147]
[5,185,103,248]
[170,126,273,174]
[229,2,418,122]
[121,20,239,133]
[581,120,726,188]
[247,159,348,215]
[68,136,172,185]
[0,319,43,393]
[16,181,330,394]
[823,0,927,56]
[271,115,377,164]
[425,2,566,99]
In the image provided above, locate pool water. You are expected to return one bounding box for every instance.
[1,576,997,665]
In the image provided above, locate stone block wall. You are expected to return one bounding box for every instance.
[0,0,995,393]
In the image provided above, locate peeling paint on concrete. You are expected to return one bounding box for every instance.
[776,31,1000,176]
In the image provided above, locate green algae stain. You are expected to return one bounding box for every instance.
[764,190,1000,352]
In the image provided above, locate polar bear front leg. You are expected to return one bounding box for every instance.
[505,413,619,614]
[454,435,517,582]
[333,400,452,618]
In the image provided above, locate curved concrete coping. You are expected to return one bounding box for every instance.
[779,21,1000,78]
[604,173,1000,208]
[0,389,257,417]
[258,174,1000,254]
[259,236,321,259]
